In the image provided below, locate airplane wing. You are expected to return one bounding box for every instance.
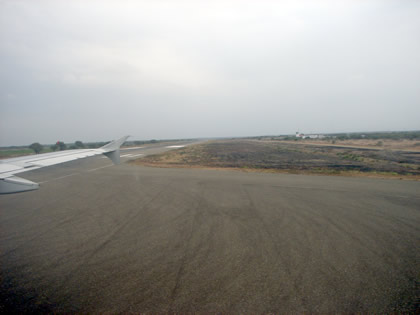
[0,136,129,194]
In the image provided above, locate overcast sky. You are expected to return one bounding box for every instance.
[1,0,419,146]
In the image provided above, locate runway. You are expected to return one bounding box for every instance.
[1,141,419,312]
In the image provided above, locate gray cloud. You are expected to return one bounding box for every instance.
[1,0,419,145]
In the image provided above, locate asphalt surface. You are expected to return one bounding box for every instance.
[1,141,419,312]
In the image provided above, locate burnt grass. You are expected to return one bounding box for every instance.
[134,140,420,177]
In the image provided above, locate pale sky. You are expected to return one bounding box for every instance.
[1,0,419,146]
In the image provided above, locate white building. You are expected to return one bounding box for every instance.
[296,132,325,139]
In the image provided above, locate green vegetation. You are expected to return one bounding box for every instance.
[29,142,43,154]
[50,141,67,151]
[87,142,107,148]
[337,152,364,162]
[75,141,85,148]
[58,141,67,150]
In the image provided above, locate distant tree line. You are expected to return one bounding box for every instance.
[29,140,90,154]
[248,131,420,142]
[280,131,420,141]
[131,140,159,145]
[330,131,420,141]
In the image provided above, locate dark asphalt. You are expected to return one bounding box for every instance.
[1,142,419,312]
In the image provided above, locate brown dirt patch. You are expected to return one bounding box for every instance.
[130,140,420,180]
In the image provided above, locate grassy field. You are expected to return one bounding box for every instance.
[0,148,54,159]
[131,139,420,180]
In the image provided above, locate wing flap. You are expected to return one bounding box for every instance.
[0,163,22,174]
[27,151,98,167]
[0,176,39,194]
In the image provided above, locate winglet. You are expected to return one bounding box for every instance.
[101,136,129,165]
[100,136,130,153]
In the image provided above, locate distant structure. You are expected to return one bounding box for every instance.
[295,132,325,139]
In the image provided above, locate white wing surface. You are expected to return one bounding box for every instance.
[0,136,129,194]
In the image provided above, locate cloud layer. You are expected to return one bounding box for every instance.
[1,0,419,145]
